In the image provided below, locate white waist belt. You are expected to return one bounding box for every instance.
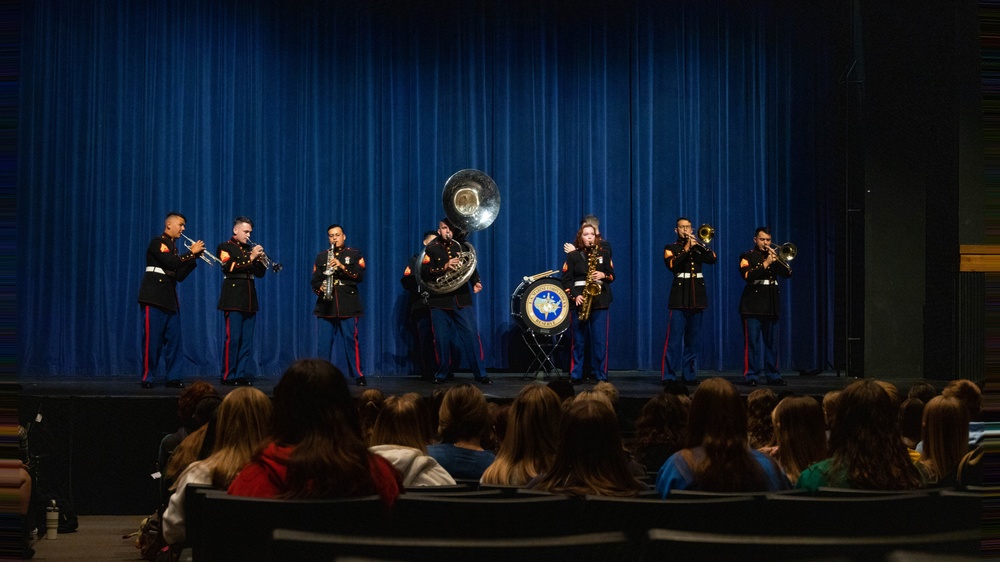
[676,273,703,279]
[753,279,777,285]
[574,280,603,287]
[145,267,165,275]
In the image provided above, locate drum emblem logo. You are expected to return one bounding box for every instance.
[527,286,567,329]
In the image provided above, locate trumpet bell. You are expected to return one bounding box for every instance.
[697,224,715,245]
[778,243,797,262]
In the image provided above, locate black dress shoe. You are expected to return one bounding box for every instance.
[141,381,154,389]
[165,380,185,389]
[767,377,787,386]
[356,377,367,387]
[478,377,493,385]
[745,379,758,387]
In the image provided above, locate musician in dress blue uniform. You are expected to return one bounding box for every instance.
[561,223,614,384]
[738,227,791,386]
[217,216,266,386]
[311,224,367,386]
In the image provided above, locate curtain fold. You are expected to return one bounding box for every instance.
[17,0,845,377]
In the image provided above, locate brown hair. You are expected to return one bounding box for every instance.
[481,385,562,486]
[357,388,386,444]
[941,379,982,421]
[176,382,220,430]
[919,395,970,484]
[437,384,490,445]
[370,394,433,453]
[684,378,771,492]
[772,396,827,485]
[166,425,208,485]
[828,379,923,490]
[573,224,597,250]
[530,400,645,497]
[746,389,778,449]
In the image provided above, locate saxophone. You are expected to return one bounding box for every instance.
[578,243,603,321]
[321,244,336,301]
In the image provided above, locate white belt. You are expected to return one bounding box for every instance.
[574,280,603,287]
[753,280,777,285]
[676,273,703,279]
[145,267,165,275]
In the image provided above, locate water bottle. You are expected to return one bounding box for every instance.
[45,500,58,540]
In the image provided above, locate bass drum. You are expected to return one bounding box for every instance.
[510,277,571,335]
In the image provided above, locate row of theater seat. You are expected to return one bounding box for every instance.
[182,484,983,561]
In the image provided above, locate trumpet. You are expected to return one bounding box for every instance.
[247,238,283,273]
[768,242,797,266]
[180,233,223,266]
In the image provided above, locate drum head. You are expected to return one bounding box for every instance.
[511,277,570,335]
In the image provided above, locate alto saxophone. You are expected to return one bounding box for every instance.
[578,243,603,321]
[321,245,335,301]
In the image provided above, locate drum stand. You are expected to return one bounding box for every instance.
[520,331,565,380]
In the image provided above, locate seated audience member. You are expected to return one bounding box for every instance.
[357,388,386,445]
[228,359,402,505]
[656,378,789,497]
[796,379,924,492]
[898,398,925,450]
[482,402,509,454]
[163,396,223,496]
[876,380,903,411]
[163,387,272,544]
[747,388,778,449]
[158,383,219,503]
[426,384,496,480]
[941,379,985,448]
[369,394,456,487]
[822,390,841,432]
[918,395,970,487]
[629,392,688,472]
[529,400,647,497]
[594,381,620,408]
[768,396,827,486]
[481,385,562,486]
[907,381,937,404]
[573,388,645,477]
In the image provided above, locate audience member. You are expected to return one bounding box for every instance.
[163,387,272,544]
[427,384,496,480]
[768,396,827,485]
[157,383,219,503]
[357,388,386,444]
[941,379,985,447]
[481,385,562,486]
[822,390,841,431]
[369,394,455,487]
[594,381,619,408]
[875,380,903,411]
[796,379,923,492]
[482,402,509,453]
[528,400,647,497]
[907,381,937,404]
[655,378,789,496]
[918,395,969,487]
[747,388,778,449]
[629,392,688,473]
[898,398,925,450]
[228,359,402,504]
[163,394,223,494]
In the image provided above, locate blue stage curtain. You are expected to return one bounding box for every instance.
[17,0,844,378]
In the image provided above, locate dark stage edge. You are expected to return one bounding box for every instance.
[18,371,937,516]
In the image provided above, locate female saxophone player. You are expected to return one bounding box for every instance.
[561,223,615,384]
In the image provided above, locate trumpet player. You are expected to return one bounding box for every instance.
[138,212,204,389]
[421,218,491,385]
[738,226,792,387]
[217,216,267,386]
[310,224,367,386]
[661,217,717,386]
[561,222,614,385]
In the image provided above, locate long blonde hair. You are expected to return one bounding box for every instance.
[919,395,970,484]
[481,385,562,486]
[200,387,272,489]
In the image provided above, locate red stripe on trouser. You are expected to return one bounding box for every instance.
[223,313,231,380]
[742,317,750,378]
[353,318,364,377]
[142,306,151,381]
[661,310,672,378]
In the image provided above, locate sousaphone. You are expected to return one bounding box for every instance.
[418,169,500,295]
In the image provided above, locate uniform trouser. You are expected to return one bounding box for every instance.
[222,311,256,380]
[318,316,364,379]
[141,306,183,383]
[409,309,437,378]
[743,315,780,381]
[430,306,486,381]
[661,309,703,381]
[569,307,610,381]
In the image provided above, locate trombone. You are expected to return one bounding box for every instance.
[247,238,283,273]
[768,242,798,267]
[686,223,715,250]
[180,233,223,266]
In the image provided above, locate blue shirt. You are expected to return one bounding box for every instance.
[655,446,791,498]
[426,443,496,481]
